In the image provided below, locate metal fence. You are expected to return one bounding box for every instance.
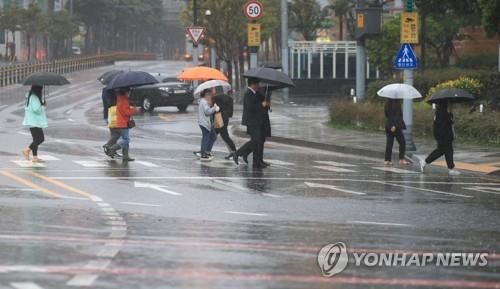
[0,52,156,87]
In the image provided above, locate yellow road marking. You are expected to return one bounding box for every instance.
[0,171,60,198]
[434,161,500,174]
[30,172,95,200]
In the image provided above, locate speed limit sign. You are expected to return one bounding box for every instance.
[243,0,264,20]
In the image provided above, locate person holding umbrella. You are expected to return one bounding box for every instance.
[105,71,158,162]
[213,88,238,164]
[384,99,408,166]
[21,72,70,162]
[198,87,220,161]
[107,88,138,162]
[377,83,421,165]
[22,85,47,162]
[235,77,268,169]
[420,88,474,175]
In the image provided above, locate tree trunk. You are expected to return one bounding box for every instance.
[420,11,427,70]
[339,15,344,41]
[227,61,233,86]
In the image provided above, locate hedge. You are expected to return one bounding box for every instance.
[330,100,500,147]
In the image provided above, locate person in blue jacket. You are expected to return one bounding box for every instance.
[22,85,47,163]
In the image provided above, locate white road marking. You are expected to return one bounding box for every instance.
[67,274,99,286]
[60,195,90,201]
[109,231,127,238]
[212,179,248,192]
[121,201,161,207]
[265,159,295,166]
[315,161,357,167]
[54,139,76,144]
[262,193,282,198]
[134,181,181,196]
[224,211,268,217]
[349,221,412,227]
[135,160,160,168]
[67,118,75,123]
[0,104,8,110]
[314,166,357,173]
[97,244,122,258]
[37,155,60,161]
[304,182,366,195]
[73,160,107,168]
[11,160,45,168]
[107,221,127,226]
[10,282,45,289]
[464,186,500,195]
[97,202,111,208]
[372,167,418,174]
[17,131,31,136]
[100,207,116,212]
[0,188,36,191]
[376,181,473,198]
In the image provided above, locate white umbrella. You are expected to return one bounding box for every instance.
[194,80,231,97]
[377,83,422,99]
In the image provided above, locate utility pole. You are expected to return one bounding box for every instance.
[280,0,289,103]
[193,0,199,66]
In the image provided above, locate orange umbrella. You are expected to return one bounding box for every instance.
[177,66,228,81]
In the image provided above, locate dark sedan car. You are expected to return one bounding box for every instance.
[129,76,193,112]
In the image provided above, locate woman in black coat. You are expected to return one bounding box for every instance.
[384,99,408,165]
[213,92,238,163]
[420,102,460,175]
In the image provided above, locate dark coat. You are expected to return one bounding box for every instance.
[433,105,454,144]
[102,88,116,120]
[214,93,234,123]
[241,88,270,136]
[384,100,406,132]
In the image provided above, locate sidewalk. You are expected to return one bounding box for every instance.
[233,102,500,176]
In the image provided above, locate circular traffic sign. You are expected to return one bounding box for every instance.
[243,0,264,20]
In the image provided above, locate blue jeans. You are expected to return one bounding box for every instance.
[200,125,216,154]
[117,128,130,150]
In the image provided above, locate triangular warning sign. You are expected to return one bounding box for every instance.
[394,43,418,70]
[187,27,206,46]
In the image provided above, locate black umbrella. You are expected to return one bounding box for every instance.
[23,72,70,86]
[98,70,123,85]
[427,88,475,104]
[243,67,295,88]
[106,71,158,90]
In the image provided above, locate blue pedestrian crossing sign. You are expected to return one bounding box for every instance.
[394,43,417,69]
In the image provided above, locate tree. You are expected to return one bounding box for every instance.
[46,11,78,58]
[366,16,400,76]
[288,0,324,41]
[0,5,23,59]
[328,0,354,40]
[479,0,500,37]
[19,4,48,60]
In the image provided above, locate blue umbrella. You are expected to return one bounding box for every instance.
[107,71,158,89]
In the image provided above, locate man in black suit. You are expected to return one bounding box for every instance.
[236,78,269,169]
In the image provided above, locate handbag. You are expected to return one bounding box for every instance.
[214,112,224,129]
[127,118,136,129]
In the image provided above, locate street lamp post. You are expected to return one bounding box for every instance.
[281,0,289,103]
[193,0,199,66]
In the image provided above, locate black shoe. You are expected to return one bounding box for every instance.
[252,164,264,169]
[224,153,233,160]
[260,161,270,167]
[103,145,109,155]
[232,153,239,165]
[243,154,248,164]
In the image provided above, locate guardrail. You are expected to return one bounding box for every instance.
[0,52,156,87]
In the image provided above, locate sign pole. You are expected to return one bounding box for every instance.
[281,0,289,104]
[243,1,264,69]
[402,0,417,151]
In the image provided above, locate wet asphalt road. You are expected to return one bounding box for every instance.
[0,61,499,289]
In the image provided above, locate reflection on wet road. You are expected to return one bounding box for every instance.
[0,61,499,289]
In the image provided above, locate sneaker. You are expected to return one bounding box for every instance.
[32,156,44,163]
[200,154,214,162]
[399,159,409,165]
[384,161,393,166]
[449,169,461,176]
[193,151,202,158]
[419,160,426,173]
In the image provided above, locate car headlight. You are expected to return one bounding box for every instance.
[159,87,173,94]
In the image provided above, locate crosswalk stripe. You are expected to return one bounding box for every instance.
[73,160,108,168]
[135,160,160,168]
[37,155,60,161]
[10,282,45,289]
[314,165,357,173]
[11,160,45,168]
[265,159,295,166]
[305,182,366,195]
[372,167,418,174]
[315,161,357,167]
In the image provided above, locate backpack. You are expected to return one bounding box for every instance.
[108,106,117,128]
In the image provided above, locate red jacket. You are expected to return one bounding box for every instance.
[116,95,136,128]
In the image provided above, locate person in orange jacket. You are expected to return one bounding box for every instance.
[107,88,137,161]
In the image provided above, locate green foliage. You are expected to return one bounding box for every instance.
[427,76,483,100]
[329,99,500,147]
[288,0,324,40]
[365,16,400,76]
[479,0,500,37]
[457,53,499,70]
